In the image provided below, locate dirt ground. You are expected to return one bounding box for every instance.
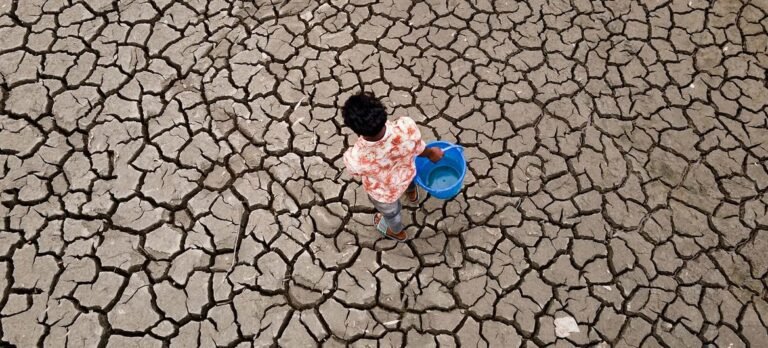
[1,0,768,347]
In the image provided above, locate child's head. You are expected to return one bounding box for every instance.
[342,92,387,137]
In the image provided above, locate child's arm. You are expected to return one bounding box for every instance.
[418,147,444,163]
[343,150,363,177]
[398,116,444,163]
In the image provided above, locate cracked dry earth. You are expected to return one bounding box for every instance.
[1,0,768,347]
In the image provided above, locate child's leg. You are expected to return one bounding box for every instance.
[369,197,404,233]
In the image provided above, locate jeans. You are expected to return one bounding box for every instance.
[368,182,415,233]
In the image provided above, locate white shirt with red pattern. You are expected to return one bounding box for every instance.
[343,117,426,203]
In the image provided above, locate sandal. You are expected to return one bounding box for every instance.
[374,213,407,242]
[405,187,420,204]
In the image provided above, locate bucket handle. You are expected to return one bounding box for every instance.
[440,144,464,153]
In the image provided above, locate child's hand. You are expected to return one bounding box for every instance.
[426,147,444,163]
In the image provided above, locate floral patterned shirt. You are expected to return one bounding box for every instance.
[344,117,426,203]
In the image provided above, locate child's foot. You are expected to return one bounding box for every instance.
[374,213,407,241]
[405,187,419,204]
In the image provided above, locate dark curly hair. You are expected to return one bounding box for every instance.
[341,92,387,137]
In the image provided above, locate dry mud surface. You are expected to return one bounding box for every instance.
[1,0,768,347]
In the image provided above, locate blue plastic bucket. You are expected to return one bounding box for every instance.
[414,141,466,200]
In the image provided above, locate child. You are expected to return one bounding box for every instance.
[342,92,443,241]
